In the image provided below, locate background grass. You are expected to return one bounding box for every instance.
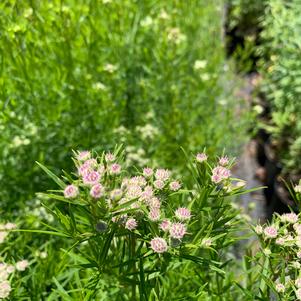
[0,0,249,214]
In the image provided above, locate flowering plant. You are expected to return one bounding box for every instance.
[35,147,255,299]
[240,184,301,301]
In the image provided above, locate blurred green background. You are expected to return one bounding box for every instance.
[0,0,248,213]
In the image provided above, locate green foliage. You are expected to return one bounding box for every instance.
[0,0,248,212]
[25,148,254,300]
[258,0,301,176]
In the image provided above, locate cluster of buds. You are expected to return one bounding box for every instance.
[0,260,29,299]
[63,151,186,254]
[254,212,301,299]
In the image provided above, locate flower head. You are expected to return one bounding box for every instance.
[218,156,229,166]
[90,184,104,199]
[110,163,121,175]
[155,169,170,181]
[147,197,161,209]
[264,226,278,239]
[281,213,298,224]
[76,151,91,161]
[126,185,142,199]
[143,167,153,177]
[4,223,17,230]
[64,185,79,199]
[160,219,171,232]
[175,207,191,221]
[196,153,207,163]
[154,180,165,190]
[150,237,168,253]
[294,224,301,235]
[275,283,285,293]
[296,288,301,300]
[149,208,160,221]
[169,222,186,239]
[254,225,263,235]
[0,281,11,299]
[169,181,181,191]
[16,260,29,271]
[105,152,116,162]
[83,171,100,186]
[211,166,231,183]
[125,218,137,231]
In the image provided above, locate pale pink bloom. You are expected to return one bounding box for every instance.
[211,166,231,183]
[169,222,186,239]
[83,171,100,186]
[16,260,29,271]
[105,152,116,162]
[149,208,160,221]
[143,167,153,177]
[78,164,90,176]
[254,225,263,234]
[148,197,161,209]
[211,174,222,183]
[264,226,278,238]
[281,213,298,224]
[150,237,168,253]
[160,219,171,232]
[129,176,146,187]
[140,186,154,201]
[297,251,301,258]
[155,169,170,181]
[175,207,191,221]
[90,184,104,199]
[275,283,285,293]
[154,180,165,190]
[125,218,137,230]
[110,163,121,175]
[126,185,142,199]
[76,151,91,161]
[296,288,301,300]
[276,237,285,245]
[219,156,229,166]
[0,281,11,299]
[6,265,15,274]
[78,159,98,176]
[294,224,301,235]
[4,223,17,230]
[64,185,79,199]
[169,181,181,191]
[196,153,207,163]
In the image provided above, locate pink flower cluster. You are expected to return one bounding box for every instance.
[211,166,231,184]
[62,150,194,254]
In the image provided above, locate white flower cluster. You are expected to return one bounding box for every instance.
[0,223,17,243]
[0,260,29,299]
[255,212,301,298]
